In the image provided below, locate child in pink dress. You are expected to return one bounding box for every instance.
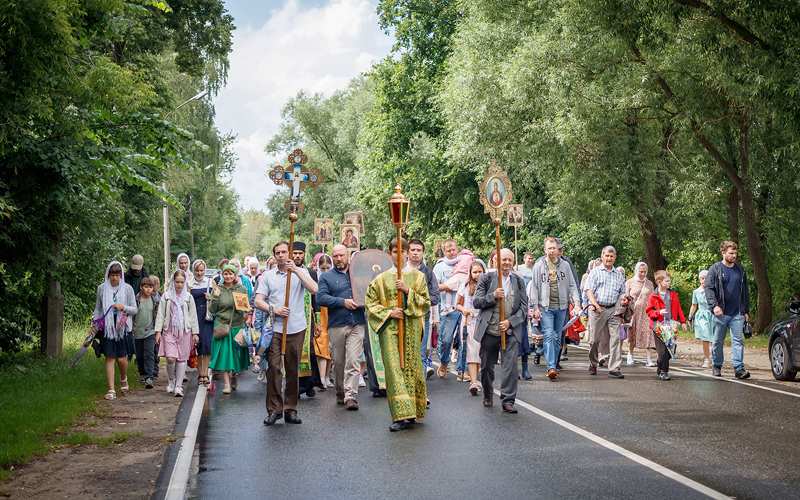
[155,270,199,397]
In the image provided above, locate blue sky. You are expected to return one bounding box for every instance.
[215,0,394,210]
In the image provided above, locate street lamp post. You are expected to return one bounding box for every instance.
[162,89,207,285]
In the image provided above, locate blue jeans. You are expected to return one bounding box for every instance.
[712,314,745,371]
[437,311,462,366]
[540,308,568,370]
[456,323,468,373]
[421,317,432,369]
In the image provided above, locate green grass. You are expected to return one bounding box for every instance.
[0,325,141,478]
[675,329,771,349]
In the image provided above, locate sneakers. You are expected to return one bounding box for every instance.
[145,378,154,389]
[701,358,710,368]
[425,367,434,380]
[359,375,367,387]
[735,369,751,379]
[712,367,722,377]
[588,365,597,376]
[166,380,176,394]
[469,383,480,396]
[658,372,671,381]
[174,386,184,397]
[608,370,624,379]
[104,389,116,401]
[626,353,635,366]
[344,399,359,411]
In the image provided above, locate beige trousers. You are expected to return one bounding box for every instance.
[329,324,365,401]
[589,307,622,372]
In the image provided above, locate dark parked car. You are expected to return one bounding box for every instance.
[768,298,800,380]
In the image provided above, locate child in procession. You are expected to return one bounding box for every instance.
[646,271,687,381]
[133,276,160,388]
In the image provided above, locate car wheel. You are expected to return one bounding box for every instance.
[770,338,797,381]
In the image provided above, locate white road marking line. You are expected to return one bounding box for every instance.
[165,384,207,500]
[506,392,731,500]
[572,345,800,399]
[435,362,729,498]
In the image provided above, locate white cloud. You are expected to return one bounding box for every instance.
[215,0,393,210]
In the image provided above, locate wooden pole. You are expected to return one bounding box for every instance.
[495,219,506,351]
[513,225,518,269]
[281,208,298,355]
[395,225,405,369]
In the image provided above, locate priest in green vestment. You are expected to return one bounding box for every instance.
[366,237,430,432]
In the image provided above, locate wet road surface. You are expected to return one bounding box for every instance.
[189,347,800,499]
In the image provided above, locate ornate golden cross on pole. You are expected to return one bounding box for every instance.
[268,148,322,355]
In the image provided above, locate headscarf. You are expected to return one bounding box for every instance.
[189,259,209,289]
[164,270,191,333]
[98,260,130,340]
[633,262,648,281]
[175,253,191,272]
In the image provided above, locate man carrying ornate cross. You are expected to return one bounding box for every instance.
[366,237,430,432]
[256,149,321,426]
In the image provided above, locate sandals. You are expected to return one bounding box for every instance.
[198,375,209,386]
[120,379,130,394]
[436,364,448,379]
[104,389,117,401]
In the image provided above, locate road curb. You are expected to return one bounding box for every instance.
[164,383,207,500]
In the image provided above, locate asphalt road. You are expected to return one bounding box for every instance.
[188,348,800,500]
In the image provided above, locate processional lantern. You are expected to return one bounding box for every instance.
[388,185,410,368]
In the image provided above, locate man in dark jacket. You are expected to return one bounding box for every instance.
[408,239,440,379]
[473,248,528,413]
[125,254,148,296]
[705,240,750,379]
[317,244,366,410]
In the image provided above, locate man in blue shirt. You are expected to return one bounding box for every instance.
[705,240,751,379]
[317,244,366,410]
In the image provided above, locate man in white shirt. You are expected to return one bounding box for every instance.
[255,240,318,426]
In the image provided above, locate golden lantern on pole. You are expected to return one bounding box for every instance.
[388,185,411,368]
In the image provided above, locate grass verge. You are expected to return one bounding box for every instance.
[675,329,771,349]
[0,325,141,479]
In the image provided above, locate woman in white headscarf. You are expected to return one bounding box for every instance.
[93,261,138,401]
[625,262,655,366]
[189,259,214,385]
[176,253,191,275]
[155,269,199,397]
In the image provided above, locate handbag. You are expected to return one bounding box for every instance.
[234,329,247,347]
[743,320,753,339]
[91,305,115,337]
[187,346,198,368]
[213,316,231,339]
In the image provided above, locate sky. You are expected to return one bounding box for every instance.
[215,0,394,210]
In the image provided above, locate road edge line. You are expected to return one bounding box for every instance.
[504,391,731,499]
[165,384,206,500]
[434,361,729,499]
[572,344,800,399]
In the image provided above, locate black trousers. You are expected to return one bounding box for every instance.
[134,335,156,379]
[362,324,381,393]
[653,333,670,373]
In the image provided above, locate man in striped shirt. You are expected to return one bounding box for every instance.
[586,246,629,379]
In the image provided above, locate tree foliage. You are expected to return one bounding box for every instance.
[0,0,238,352]
[265,0,799,332]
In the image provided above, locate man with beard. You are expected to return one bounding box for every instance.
[317,244,365,410]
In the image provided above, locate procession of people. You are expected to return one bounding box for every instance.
[93,223,751,429]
